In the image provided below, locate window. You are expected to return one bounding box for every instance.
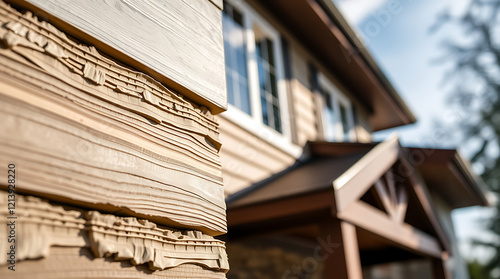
[255,28,281,133]
[222,2,251,115]
[222,0,288,136]
[319,74,355,142]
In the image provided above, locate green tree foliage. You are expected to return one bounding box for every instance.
[436,0,500,278]
[468,259,487,279]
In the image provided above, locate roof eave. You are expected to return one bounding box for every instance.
[315,0,417,129]
[452,151,492,207]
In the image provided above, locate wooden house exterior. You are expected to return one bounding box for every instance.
[0,0,491,278]
[217,0,490,278]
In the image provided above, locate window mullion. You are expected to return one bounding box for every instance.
[231,69,241,110]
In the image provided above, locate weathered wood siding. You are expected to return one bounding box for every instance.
[7,0,227,113]
[0,0,232,277]
[0,192,229,277]
[0,1,226,235]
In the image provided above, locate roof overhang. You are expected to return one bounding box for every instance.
[253,0,416,131]
[409,148,491,208]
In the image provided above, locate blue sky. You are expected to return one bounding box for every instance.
[333,0,495,261]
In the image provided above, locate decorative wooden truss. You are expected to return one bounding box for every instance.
[333,136,450,259]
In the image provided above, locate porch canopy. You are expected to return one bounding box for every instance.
[226,136,489,278]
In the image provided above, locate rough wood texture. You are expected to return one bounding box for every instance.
[0,247,226,278]
[1,251,226,279]
[0,191,229,275]
[0,1,226,235]
[87,211,228,270]
[7,0,227,113]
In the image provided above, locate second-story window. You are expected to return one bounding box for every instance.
[222,0,288,136]
[319,74,355,142]
[255,28,281,133]
[223,2,251,115]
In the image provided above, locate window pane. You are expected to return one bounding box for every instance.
[323,89,336,141]
[261,96,269,126]
[273,104,282,133]
[269,72,278,98]
[340,104,350,141]
[255,27,282,133]
[239,80,251,114]
[258,58,266,91]
[325,91,333,110]
[266,39,275,67]
[226,73,234,106]
[255,38,262,58]
[222,2,251,115]
[224,40,232,68]
[236,49,247,77]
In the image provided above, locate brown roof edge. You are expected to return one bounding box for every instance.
[316,0,417,127]
[409,147,492,208]
[452,151,492,207]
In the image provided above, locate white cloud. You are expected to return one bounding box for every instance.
[334,0,389,25]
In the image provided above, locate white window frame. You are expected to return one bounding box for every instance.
[221,0,300,157]
[318,73,356,142]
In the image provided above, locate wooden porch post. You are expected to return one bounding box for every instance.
[432,259,451,279]
[321,219,363,279]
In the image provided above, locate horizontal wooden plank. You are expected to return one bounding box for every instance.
[220,152,272,185]
[294,106,317,127]
[0,4,227,235]
[8,0,227,113]
[295,118,317,135]
[0,82,226,235]
[292,81,316,109]
[218,117,297,163]
[0,191,229,273]
[0,247,227,278]
[222,171,253,196]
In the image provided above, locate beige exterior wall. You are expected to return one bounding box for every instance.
[218,117,297,196]
[218,0,373,196]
